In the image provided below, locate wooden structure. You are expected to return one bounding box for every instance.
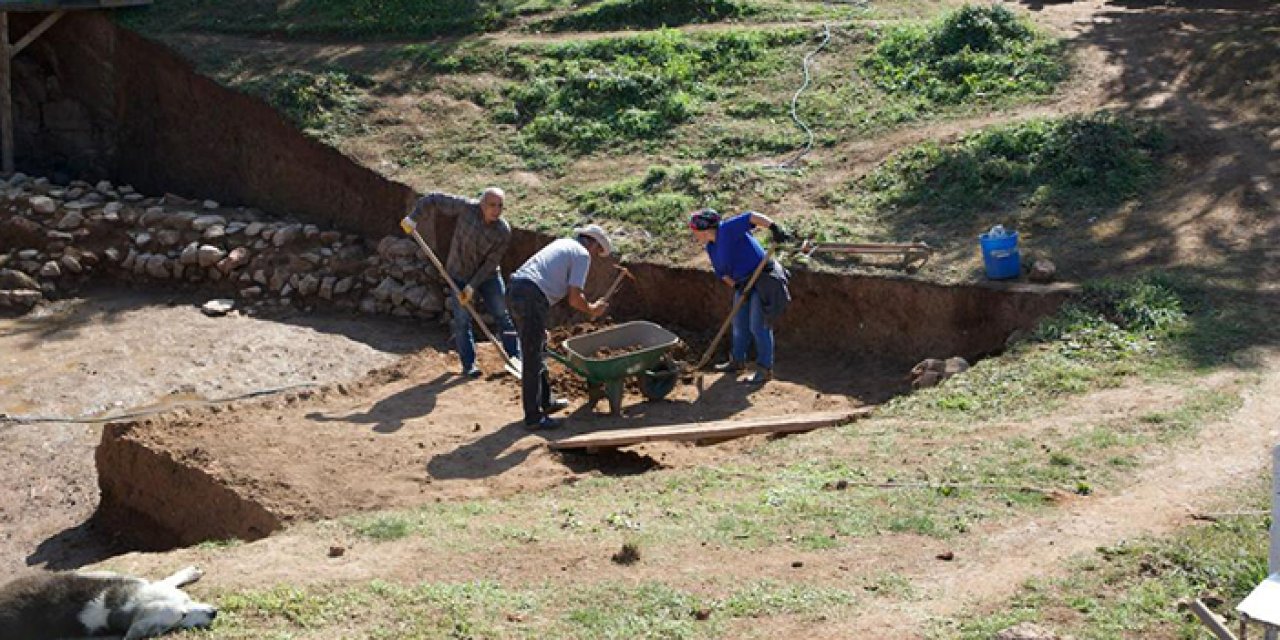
[799,240,934,272]
[0,0,151,175]
[548,408,872,452]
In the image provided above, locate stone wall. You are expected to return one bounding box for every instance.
[1,174,450,319]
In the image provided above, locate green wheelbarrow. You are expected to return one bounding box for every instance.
[546,321,683,416]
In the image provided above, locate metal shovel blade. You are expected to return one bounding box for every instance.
[504,356,522,379]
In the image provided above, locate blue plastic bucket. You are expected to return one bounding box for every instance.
[979,230,1021,280]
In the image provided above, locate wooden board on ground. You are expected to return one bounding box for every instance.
[548,408,872,451]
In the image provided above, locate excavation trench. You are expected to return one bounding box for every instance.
[4,11,1073,551]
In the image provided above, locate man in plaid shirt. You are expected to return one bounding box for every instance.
[400,187,520,378]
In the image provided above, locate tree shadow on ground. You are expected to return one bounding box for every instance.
[0,282,444,355]
[307,372,465,433]
[898,0,1280,367]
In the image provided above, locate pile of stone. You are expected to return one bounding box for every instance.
[908,356,971,390]
[0,173,446,318]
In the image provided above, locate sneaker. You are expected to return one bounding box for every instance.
[464,365,483,379]
[744,368,772,384]
[543,398,571,414]
[713,359,745,373]
[524,416,563,430]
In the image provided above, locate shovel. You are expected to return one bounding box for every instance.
[408,229,522,379]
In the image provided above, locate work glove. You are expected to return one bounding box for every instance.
[400,216,417,235]
[769,223,792,244]
[458,285,475,307]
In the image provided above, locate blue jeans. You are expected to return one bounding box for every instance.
[449,275,520,370]
[731,290,774,370]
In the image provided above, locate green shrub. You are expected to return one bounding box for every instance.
[1034,275,1188,354]
[861,112,1166,222]
[541,0,756,32]
[240,70,366,143]
[504,30,790,154]
[863,4,1066,104]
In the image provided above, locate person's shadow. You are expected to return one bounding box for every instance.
[306,373,464,434]
[425,419,541,480]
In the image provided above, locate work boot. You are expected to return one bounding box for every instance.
[524,416,563,431]
[745,368,772,385]
[713,359,745,373]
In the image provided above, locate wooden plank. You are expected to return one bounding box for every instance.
[0,1,151,11]
[549,408,872,451]
[11,10,63,57]
[1189,599,1239,640]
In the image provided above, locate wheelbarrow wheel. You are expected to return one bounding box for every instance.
[640,359,679,401]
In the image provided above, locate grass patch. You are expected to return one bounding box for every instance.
[500,29,805,159]
[857,111,1167,231]
[119,0,571,39]
[936,480,1269,639]
[237,70,369,144]
[537,0,757,32]
[863,4,1067,105]
[188,578,856,638]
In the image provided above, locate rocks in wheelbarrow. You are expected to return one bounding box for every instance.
[909,356,970,390]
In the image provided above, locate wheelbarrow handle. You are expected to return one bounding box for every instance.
[545,348,589,378]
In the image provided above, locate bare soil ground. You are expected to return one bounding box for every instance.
[0,286,436,571]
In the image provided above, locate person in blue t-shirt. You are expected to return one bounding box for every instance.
[688,208,793,384]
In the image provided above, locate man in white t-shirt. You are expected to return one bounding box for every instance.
[508,225,612,430]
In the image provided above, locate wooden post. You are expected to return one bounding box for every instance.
[1,11,13,176]
[1271,445,1280,575]
[1190,599,1240,640]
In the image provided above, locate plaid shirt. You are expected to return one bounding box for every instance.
[408,192,512,290]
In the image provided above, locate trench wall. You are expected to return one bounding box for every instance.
[96,421,281,549]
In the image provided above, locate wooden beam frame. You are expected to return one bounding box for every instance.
[11,11,63,57]
[1,9,68,175]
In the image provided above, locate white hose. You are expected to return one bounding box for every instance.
[0,383,322,425]
[766,22,833,171]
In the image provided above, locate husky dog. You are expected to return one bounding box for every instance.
[0,566,217,640]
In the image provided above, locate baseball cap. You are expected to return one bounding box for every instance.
[688,208,721,231]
